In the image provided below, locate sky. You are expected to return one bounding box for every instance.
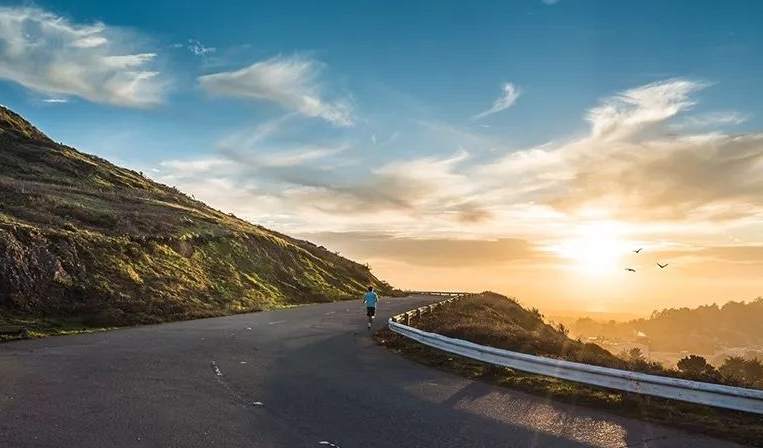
[1,0,762,316]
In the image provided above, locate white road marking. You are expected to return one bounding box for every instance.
[319,442,341,448]
[253,401,264,407]
[240,361,247,364]
[268,320,286,325]
[210,361,223,377]
[246,327,253,330]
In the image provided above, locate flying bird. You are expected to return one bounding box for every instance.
[625,268,636,272]
[657,263,669,269]
[633,248,643,254]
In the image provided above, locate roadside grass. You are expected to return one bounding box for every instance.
[0,301,308,341]
[375,293,763,447]
[0,314,115,341]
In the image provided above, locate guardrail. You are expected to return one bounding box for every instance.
[404,291,473,298]
[392,295,468,326]
[388,296,763,415]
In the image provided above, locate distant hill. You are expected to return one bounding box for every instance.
[0,105,391,330]
[572,298,763,355]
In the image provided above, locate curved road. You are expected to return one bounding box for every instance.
[0,296,747,447]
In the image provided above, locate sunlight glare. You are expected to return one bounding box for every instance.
[553,221,627,275]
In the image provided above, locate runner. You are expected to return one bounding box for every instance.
[363,286,379,330]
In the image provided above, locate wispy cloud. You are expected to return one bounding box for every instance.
[676,111,749,130]
[157,78,763,246]
[587,78,707,140]
[176,38,216,56]
[473,82,521,120]
[42,98,69,104]
[199,55,353,126]
[0,7,166,107]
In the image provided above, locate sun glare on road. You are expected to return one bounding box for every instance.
[553,222,627,275]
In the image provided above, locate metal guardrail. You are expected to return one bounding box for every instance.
[392,295,467,326]
[404,291,473,298]
[388,296,763,415]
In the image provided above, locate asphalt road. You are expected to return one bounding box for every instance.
[0,295,748,448]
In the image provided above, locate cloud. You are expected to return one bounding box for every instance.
[473,83,521,120]
[156,78,763,247]
[675,111,749,130]
[521,80,763,221]
[300,232,547,267]
[542,0,560,5]
[657,245,763,264]
[159,158,236,176]
[186,39,215,56]
[586,78,706,140]
[199,55,353,126]
[0,7,166,107]
[42,98,68,104]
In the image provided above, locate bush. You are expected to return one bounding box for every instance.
[720,356,763,387]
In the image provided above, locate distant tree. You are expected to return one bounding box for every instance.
[556,323,569,337]
[718,356,747,384]
[627,347,644,363]
[720,356,763,387]
[677,355,715,376]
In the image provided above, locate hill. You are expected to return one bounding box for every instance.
[572,298,763,356]
[0,105,391,333]
[408,291,629,368]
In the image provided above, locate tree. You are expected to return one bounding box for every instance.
[720,357,763,387]
[627,347,644,362]
[677,355,715,376]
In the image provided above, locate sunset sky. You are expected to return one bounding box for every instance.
[1,1,761,315]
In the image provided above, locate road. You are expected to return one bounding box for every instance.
[0,295,748,447]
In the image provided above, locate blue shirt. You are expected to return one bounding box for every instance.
[363,291,379,308]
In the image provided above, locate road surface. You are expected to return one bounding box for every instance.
[0,295,748,447]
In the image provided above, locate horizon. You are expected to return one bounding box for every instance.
[1,1,762,315]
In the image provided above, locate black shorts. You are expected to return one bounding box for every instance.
[366,307,376,317]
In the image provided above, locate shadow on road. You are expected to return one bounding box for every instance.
[252,330,644,448]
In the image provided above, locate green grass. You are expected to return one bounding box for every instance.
[0,314,115,340]
[376,292,763,447]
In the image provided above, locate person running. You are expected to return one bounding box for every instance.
[363,286,379,329]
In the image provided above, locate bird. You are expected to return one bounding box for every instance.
[657,262,669,269]
[633,248,643,254]
[625,268,636,272]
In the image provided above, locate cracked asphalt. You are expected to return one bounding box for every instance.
[0,295,749,447]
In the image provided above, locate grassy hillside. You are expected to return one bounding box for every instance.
[411,291,632,368]
[377,292,763,446]
[0,105,392,334]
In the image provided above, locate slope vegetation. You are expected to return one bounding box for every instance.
[0,105,390,331]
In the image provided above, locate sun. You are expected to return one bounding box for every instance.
[553,222,627,275]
